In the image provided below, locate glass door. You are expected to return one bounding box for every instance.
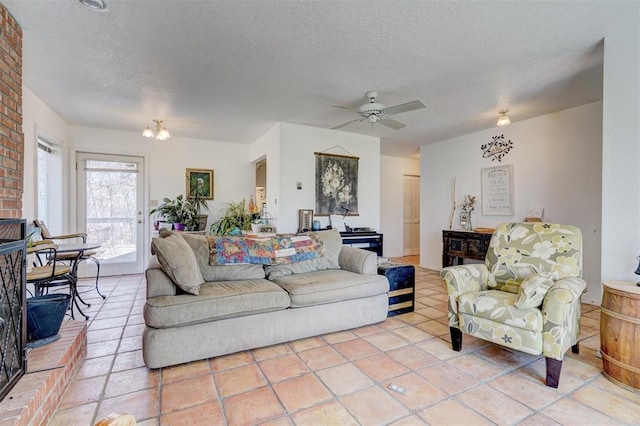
[76,152,145,275]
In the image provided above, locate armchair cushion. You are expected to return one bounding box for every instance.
[514,272,556,309]
[485,223,583,286]
[458,290,543,332]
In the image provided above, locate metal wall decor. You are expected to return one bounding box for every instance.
[481,134,513,162]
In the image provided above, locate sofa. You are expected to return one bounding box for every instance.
[143,228,390,368]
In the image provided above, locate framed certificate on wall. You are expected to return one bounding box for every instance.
[481,164,513,215]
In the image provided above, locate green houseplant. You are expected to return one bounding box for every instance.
[150,195,198,231]
[209,199,253,235]
[188,187,211,231]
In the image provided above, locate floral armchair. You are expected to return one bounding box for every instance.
[440,222,586,388]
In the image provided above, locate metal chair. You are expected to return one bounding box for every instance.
[26,242,89,320]
[33,219,104,299]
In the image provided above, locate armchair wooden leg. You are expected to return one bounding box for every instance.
[571,342,579,354]
[545,357,563,388]
[450,327,462,351]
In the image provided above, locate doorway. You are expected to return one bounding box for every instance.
[403,175,420,256]
[76,152,145,275]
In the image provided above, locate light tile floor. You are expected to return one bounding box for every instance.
[49,257,640,425]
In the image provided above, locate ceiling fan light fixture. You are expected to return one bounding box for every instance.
[143,120,171,140]
[497,110,511,127]
[78,0,108,11]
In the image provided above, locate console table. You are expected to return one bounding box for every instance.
[340,232,383,256]
[442,230,492,267]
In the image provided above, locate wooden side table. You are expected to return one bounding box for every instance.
[442,230,492,267]
[600,280,640,390]
[378,263,415,317]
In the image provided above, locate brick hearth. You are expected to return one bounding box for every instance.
[0,321,87,425]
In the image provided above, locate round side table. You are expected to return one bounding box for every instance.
[600,280,640,390]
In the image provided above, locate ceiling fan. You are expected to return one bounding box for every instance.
[331,91,426,131]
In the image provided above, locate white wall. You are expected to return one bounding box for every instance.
[22,87,70,234]
[249,123,381,234]
[69,125,255,216]
[278,123,380,233]
[421,102,603,302]
[380,155,420,257]
[601,5,640,284]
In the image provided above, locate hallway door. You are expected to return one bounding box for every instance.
[403,175,420,256]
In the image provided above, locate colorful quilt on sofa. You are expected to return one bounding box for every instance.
[208,234,326,265]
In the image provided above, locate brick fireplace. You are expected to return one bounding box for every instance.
[0,2,25,402]
[0,5,24,219]
[0,6,86,425]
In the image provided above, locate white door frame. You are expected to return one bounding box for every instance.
[75,151,146,276]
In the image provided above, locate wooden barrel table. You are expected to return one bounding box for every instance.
[600,280,640,389]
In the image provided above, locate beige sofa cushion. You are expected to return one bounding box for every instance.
[151,230,204,295]
[144,279,290,328]
[269,269,389,308]
[182,233,266,281]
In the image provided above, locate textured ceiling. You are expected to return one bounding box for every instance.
[4,0,631,158]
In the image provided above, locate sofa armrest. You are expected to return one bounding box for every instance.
[541,277,587,360]
[146,255,177,298]
[338,246,378,275]
[440,264,493,328]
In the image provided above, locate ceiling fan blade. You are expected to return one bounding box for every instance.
[331,118,364,130]
[378,118,406,130]
[331,105,359,112]
[382,100,425,116]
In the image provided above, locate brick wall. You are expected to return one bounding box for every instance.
[0,5,22,218]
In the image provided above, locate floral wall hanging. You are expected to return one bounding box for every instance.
[314,152,359,216]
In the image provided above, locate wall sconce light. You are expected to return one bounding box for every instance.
[496,110,511,127]
[142,120,171,140]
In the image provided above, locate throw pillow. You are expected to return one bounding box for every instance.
[306,229,341,269]
[152,230,204,295]
[514,272,556,309]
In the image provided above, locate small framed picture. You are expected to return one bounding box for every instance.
[186,168,214,200]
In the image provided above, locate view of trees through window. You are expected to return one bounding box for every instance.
[85,160,138,262]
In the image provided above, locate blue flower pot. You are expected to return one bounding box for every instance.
[26,294,70,347]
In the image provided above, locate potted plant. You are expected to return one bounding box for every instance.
[150,195,197,231]
[188,187,211,231]
[209,199,254,235]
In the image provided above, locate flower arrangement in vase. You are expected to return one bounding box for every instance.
[460,194,476,231]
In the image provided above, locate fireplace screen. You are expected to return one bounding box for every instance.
[0,219,26,401]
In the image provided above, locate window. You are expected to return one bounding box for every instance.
[36,138,52,223]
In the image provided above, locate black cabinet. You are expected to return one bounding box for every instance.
[442,230,492,267]
[378,263,415,317]
[340,232,383,256]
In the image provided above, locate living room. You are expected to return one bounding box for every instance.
[1,0,639,425]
